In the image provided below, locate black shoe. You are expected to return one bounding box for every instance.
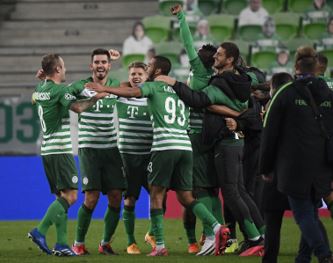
[319,255,333,263]
[236,237,264,255]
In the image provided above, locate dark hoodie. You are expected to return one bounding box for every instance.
[172,68,252,145]
[259,76,333,200]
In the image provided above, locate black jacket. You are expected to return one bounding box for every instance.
[172,69,252,145]
[259,76,333,200]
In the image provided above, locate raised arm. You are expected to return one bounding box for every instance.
[171,5,198,61]
[85,82,142,98]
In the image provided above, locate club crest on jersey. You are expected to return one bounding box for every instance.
[64,93,77,101]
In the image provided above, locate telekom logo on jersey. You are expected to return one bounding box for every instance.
[127,106,139,119]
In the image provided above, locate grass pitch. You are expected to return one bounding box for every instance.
[0,218,332,263]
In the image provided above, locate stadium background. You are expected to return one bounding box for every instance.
[0,0,332,221]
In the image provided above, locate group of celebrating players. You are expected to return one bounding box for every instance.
[26,3,333,261]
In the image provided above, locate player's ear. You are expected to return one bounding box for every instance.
[89,63,93,71]
[55,65,61,73]
[155,68,162,76]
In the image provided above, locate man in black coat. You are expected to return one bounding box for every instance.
[259,46,333,263]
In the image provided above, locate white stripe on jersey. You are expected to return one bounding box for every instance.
[81,112,113,118]
[153,127,187,134]
[43,130,71,139]
[152,139,192,146]
[152,146,192,151]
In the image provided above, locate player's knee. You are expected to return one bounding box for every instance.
[84,192,100,209]
[176,191,194,207]
[124,196,136,207]
[62,189,78,205]
[107,190,122,206]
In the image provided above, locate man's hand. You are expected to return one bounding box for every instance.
[85,82,106,93]
[154,75,177,86]
[225,118,237,132]
[170,4,182,15]
[35,69,46,80]
[93,92,109,100]
[109,49,121,61]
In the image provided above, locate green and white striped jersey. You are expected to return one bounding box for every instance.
[117,97,153,154]
[68,77,120,149]
[140,81,192,152]
[32,79,83,155]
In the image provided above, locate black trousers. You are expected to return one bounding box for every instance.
[262,210,284,263]
[214,142,264,234]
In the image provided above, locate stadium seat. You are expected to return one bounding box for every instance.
[251,50,277,70]
[288,0,313,13]
[155,41,182,67]
[238,25,262,42]
[122,53,145,67]
[283,38,314,57]
[159,0,184,16]
[262,0,285,13]
[109,68,129,82]
[142,15,172,43]
[198,0,220,16]
[233,40,251,63]
[222,0,247,15]
[207,14,235,42]
[273,13,301,41]
[303,22,327,40]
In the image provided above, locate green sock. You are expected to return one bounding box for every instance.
[190,201,218,235]
[243,219,261,239]
[212,196,224,224]
[258,225,266,236]
[75,204,93,243]
[197,196,214,236]
[37,197,69,236]
[123,206,136,246]
[150,209,164,246]
[54,209,68,245]
[102,206,120,243]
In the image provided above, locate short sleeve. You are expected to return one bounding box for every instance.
[140,82,154,98]
[59,86,79,108]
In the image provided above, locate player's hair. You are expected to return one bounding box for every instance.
[220,42,240,66]
[41,53,62,76]
[316,52,328,75]
[91,48,111,62]
[295,46,317,74]
[128,61,147,71]
[153,56,171,75]
[198,44,217,69]
[271,72,293,91]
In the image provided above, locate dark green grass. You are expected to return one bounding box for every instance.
[0,218,332,263]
